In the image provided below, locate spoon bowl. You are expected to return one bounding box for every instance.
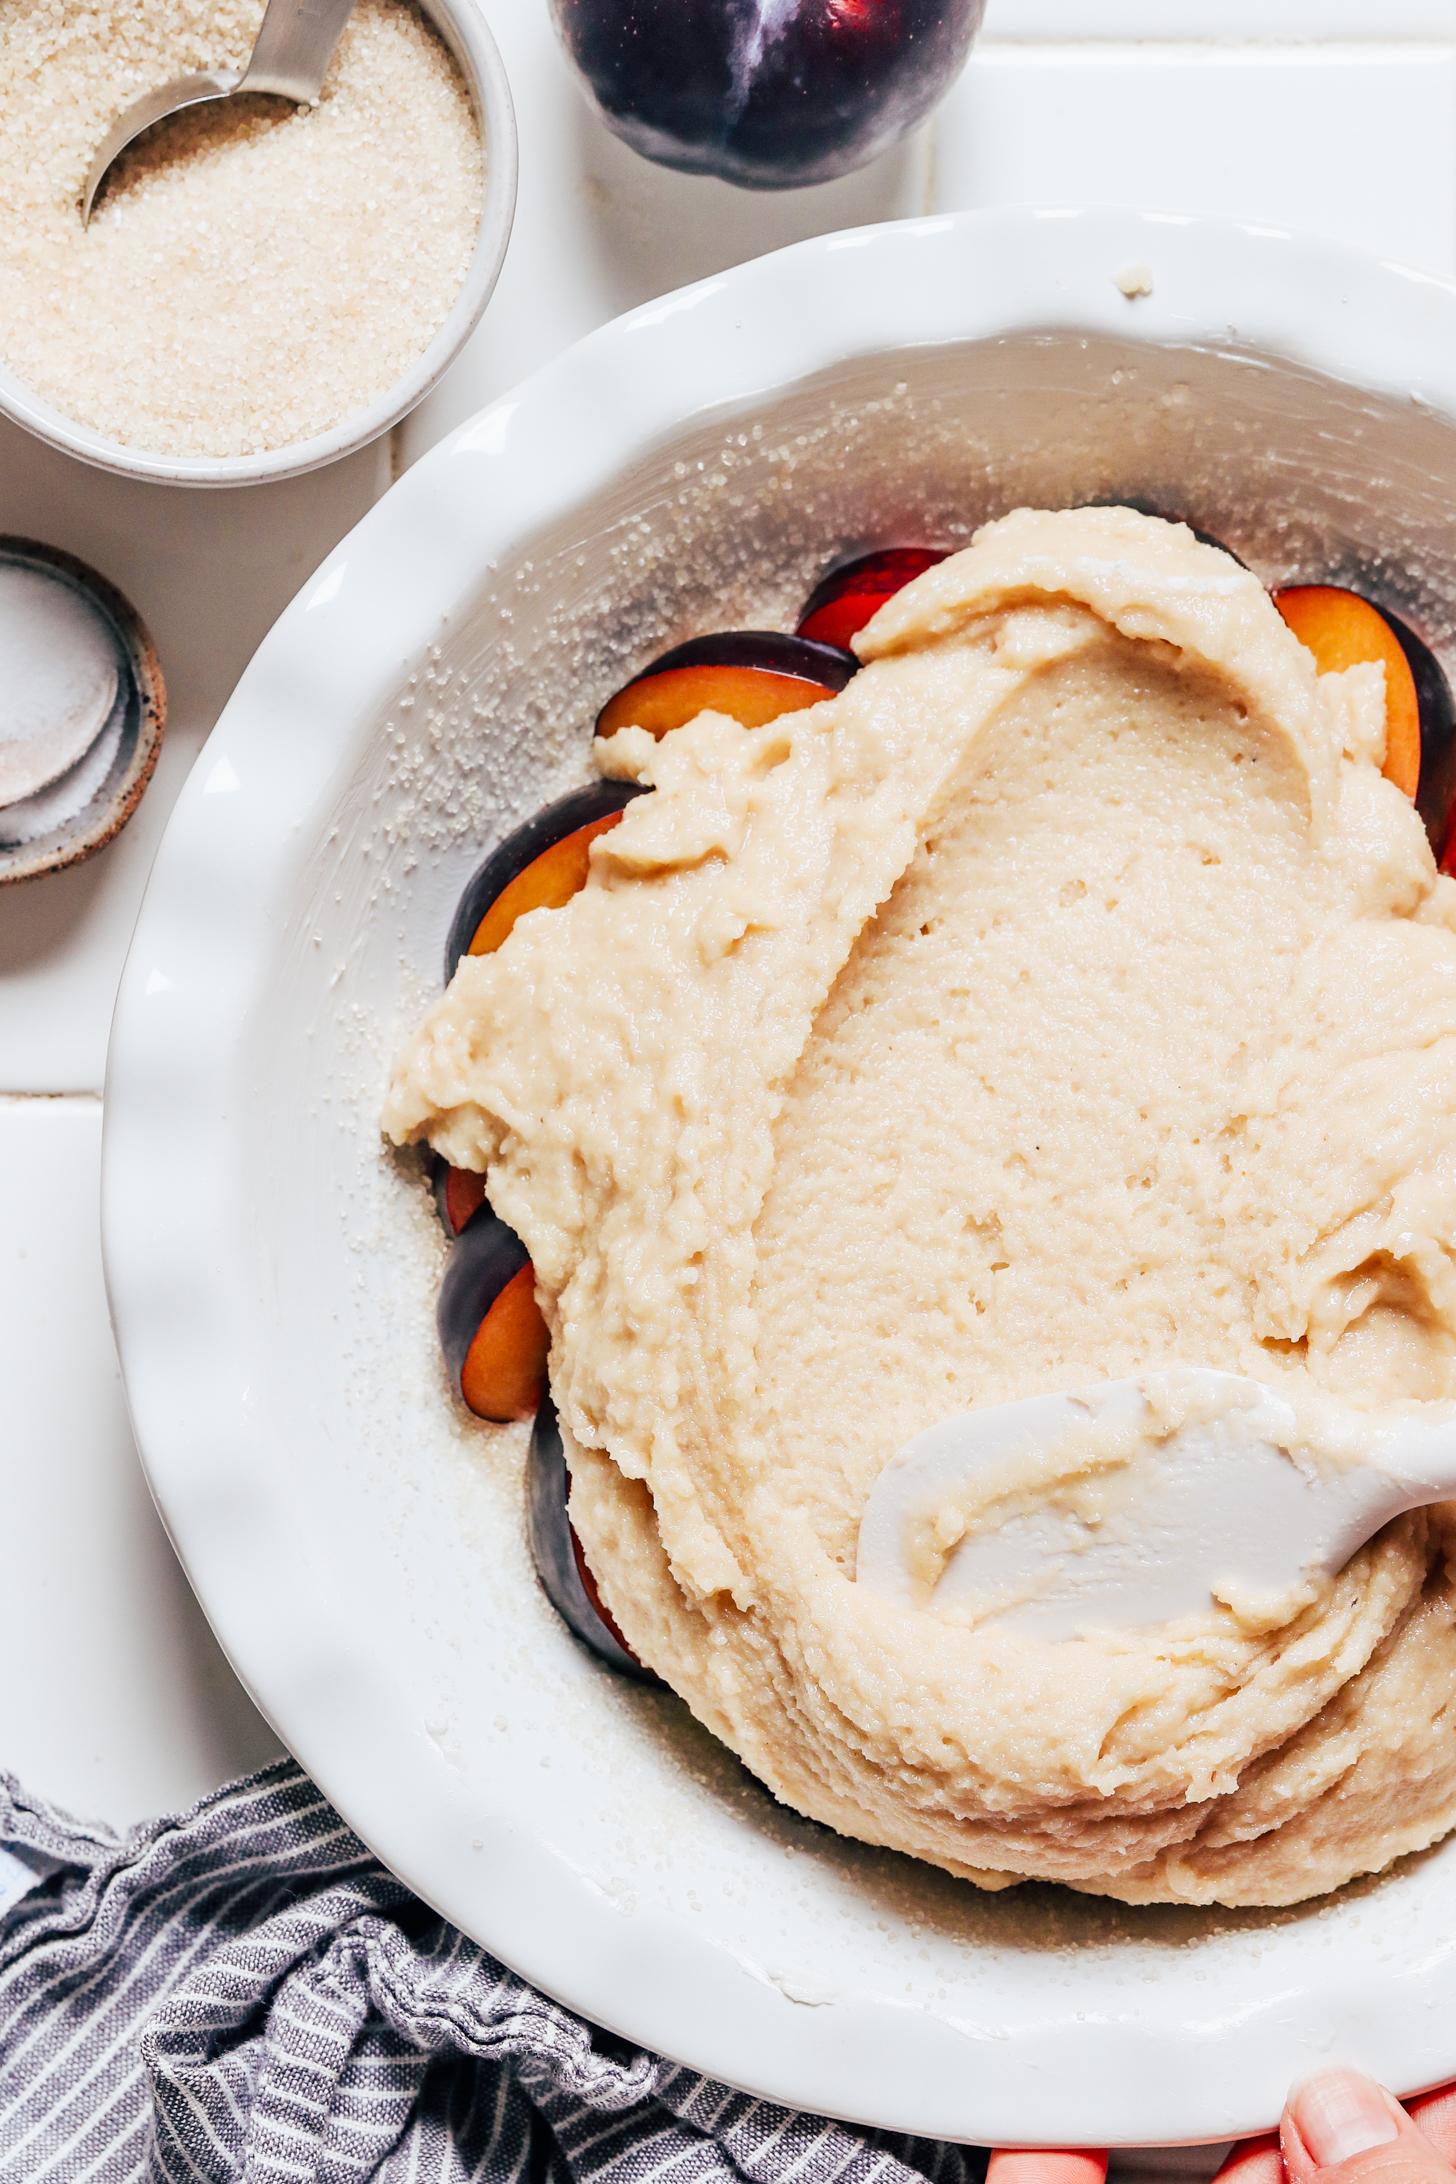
[85,72,248,223]
[82,0,356,221]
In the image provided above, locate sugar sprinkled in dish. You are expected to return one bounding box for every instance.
[0,0,483,459]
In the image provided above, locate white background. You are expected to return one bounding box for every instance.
[3,0,1453,2150]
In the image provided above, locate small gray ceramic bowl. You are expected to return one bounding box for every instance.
[0,538,166,883]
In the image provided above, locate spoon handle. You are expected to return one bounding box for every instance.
[1375,1407,1456,1507]
[238,0,356,104]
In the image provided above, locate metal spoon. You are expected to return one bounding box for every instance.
[855,1367,1456,1642]
[82,0,356,223]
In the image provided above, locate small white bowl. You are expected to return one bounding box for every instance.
[0,0,517,489]
[0,538,167,883]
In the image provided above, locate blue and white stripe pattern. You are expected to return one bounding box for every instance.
[0,1761,982,2184]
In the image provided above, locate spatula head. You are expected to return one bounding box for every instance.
[856,1369,1399,1641]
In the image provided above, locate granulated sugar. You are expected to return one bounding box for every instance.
[0,0,483,459]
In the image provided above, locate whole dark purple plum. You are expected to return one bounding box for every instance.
[550,0,985,190]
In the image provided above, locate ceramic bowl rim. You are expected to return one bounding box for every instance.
[0,535,167,882]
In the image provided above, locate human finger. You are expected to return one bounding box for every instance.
[1211,2128,1283,2184]
[1283,2070,1453,2184]
[984,2148,1108,2184]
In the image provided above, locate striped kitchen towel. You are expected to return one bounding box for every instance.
[0,1760,983,2184]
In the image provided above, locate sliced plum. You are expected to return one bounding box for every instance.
[1273,586,1422,801]
[527,1397,653,1680]
[1395,618,1456,860]
[444,780,646,980]
[437,1207,549,1424]
[797,547,949,651]
[1106,505,1247,566]
[595,631,856,743]
[433,1157,487,1239]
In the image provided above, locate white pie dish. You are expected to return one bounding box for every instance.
[102,208,1456,2147]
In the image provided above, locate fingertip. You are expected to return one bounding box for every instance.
[1285,2071,1404,2179]
[985,2150,1108,2184]
[1408,2086,1456,2166]
[1212,2129,1283,2184]
[1280,2070,1456,2184]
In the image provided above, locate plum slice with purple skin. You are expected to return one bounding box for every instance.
[444,779,647,981]
[1270,586,1456,851]
[1394,616,1456,859]
[1275,586,1427,804]
[1086,503,1248,568]
[436,781,648,1238]
[438,1206,550,1425]
[528,1397,654,1680]
[797,547,949,652]
[433,1157,487,1239]
[1164,521,1246,565]
[595,631,856,742]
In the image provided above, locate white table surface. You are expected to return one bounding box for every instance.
[4,0,1454,2151]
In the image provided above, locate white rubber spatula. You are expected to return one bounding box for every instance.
[855,1368,1456,1641]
